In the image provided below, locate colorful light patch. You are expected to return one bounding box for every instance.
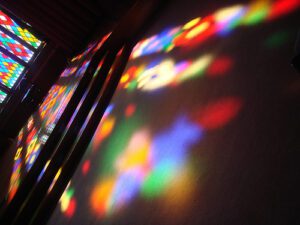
[119,0,300,94]
[43,0,299,223]
[0,30,34,62]
[89,111,205,216]
[131,0,300,59]
[86,94,244,218]
[122,53,214,92]
[0,89,7,103]
[59,186,77,218]
[0,9,42,48]
[0,51,24,88]
[60,66,77,78]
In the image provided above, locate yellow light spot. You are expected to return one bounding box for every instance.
[183,17,201,30]
[48,167,62,192]
[116,129,151,171]
[178,54,213,81]
[120,74,129,84]
[117,145,149,171]
[60,192,70,212]
[59,183,72,212]
[186,21,210,39]
[14,147,23,160]
[214,5,244,23]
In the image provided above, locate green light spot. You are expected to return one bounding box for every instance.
[99,111,142,176]
[141,161,177,198]
[265,31,290,48]
[243,7,269,25]
[127,80,137,92]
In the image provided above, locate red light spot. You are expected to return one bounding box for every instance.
[26,128,37,144]
[82,160,91,175]
[268,0,300,20]
[125,104,136,117]
[195,97,242,129]
[8,188,17,203]
[65,198,76,218]
[207,56,233,77]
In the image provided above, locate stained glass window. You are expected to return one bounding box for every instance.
[0,9,41,48]
[7,34,108,201]
[0,30,34,62]
[0,51,25,89]
[0,7,43,105]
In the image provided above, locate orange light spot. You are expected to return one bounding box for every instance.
[90,179,115,216]
[92,117,115,149]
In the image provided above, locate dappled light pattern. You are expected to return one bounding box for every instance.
[86,100,241,217]
[89,117,202,215]
[131,0,300,58]
[45,0,300,223]
[119,0,300,93]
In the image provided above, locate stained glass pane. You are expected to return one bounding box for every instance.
[0,89,7,103]
[0,30,34,62]
[0,51,25,89]
[0,9,42,48]
[7,35,109,201]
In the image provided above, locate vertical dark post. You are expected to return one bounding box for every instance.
[11,48,119,225]
[0,42,107,224]
[31,42,135,225]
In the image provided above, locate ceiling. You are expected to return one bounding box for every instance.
[0,0,136,55]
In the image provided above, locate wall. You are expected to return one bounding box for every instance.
[44,0,300,224]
